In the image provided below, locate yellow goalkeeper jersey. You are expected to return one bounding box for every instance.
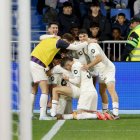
[31,37,60,67]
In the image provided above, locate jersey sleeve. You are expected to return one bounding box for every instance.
[50,74,59,85]
[88,44,100,57]
[69,64,81,85]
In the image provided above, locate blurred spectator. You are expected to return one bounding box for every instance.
[83,1,111,40]
[89,22,101,40]
[112,13,130,39]
[43,7,58,23]
[78,0,94,18]
[45,0,58,9]
[134,0,140,16]
[113,0,128,8]
[37,0,45,15]
[128,0,136,17]
[110,27,125,61]
[57,1,80,35]
[69,24,80,41]
[100,0,113,17]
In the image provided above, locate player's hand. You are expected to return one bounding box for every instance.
[62,74,69,81]
[82,64,89,71]
[87,38,97,44]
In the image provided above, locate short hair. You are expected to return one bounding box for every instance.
[78,29,88,35]
[90,22,99,28]
[53,53,62,60]
[62,33,74,42]
[112,27,121,33]
[48,22,59,28]
[118,13,126,18]
[60,57,73,67]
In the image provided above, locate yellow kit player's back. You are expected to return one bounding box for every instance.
[31,37,60,67]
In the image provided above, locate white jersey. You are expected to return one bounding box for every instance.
[69,61,96,92]
[71,41,88,64]
[87,43,115,75]
[51,65,71,86]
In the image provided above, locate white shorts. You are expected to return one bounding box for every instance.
[30,61,48,83]
[70,83,80,98]
[98,67,115,84]
[77,91,98,111]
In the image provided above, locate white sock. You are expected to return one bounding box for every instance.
[51,100,58,117]
[63,114,73,120]
[31,93,36,116]
[102,103,108,113]
[112,102,119,116]
[40,94,48,117]
[77,112,97,120]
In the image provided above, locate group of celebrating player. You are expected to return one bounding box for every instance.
[30,22,119,121]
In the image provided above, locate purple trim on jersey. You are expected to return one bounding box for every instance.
[56,39,70,49]
[31,56,46,68]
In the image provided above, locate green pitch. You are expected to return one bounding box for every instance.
[13,114,140,140]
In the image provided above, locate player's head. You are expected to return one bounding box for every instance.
[52,53,62,66]
[117,13,126,25]
[78,29,89,42]
[60,57,73,71]
[48,22,59,35]
[62,33,75,43]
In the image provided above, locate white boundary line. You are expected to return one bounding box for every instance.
[42,120,65,140]
[12,110,140,114]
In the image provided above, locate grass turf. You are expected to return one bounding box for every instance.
[13,114,140,140]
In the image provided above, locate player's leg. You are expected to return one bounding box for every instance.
[30,61,50,120]
[107,82,119,117]
[31,82,38,117]
[105,69,119,119]
[51,86,73,117]
[99,83,109,113]
[39,80,49,119]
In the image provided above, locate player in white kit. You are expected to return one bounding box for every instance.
[50,57,105,120]
[78,31,119,119]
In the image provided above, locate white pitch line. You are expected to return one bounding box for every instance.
[42,120,65,140]
[64,130,140,132]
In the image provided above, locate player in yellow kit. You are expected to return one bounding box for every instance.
[30,33,94,120]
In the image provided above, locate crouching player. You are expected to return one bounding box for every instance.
[51,57,106,120]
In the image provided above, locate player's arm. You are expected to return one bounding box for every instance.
[87,55,102,69]
[121,32,139,61]
[63,67,81,85]
[82,44,102,70]
[56,39,97,51]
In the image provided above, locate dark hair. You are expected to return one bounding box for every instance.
[48,22,59,28]
[90,22,99,28]
[78,29,88,35]
[60,57,73,67]
[62,33,74,42]
[63,1,73,8]
[112,27,121,33]
[89,1,100,7]
[54,53,62,60]
[118,13,126,18]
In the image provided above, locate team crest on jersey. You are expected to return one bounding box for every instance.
[51,76,54,81]
[91,49,95,53]
[78,51,83,55]
[74,70,78,74]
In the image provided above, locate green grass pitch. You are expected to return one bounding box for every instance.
[13,114,140,140]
